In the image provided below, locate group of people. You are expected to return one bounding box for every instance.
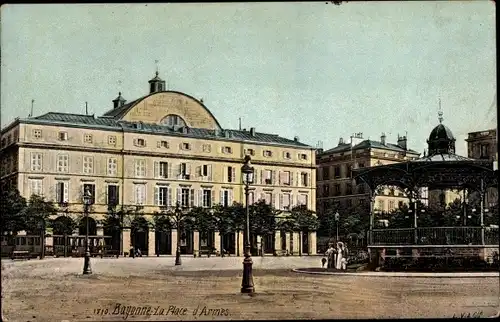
[323,241,348,270]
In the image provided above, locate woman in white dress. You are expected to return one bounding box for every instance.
[336,242,347,270]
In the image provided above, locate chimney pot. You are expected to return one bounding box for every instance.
[294,136,299,142]
[250,127,256,136]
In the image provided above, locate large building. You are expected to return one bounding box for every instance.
[316,133,422,218]
[0,72,317,256]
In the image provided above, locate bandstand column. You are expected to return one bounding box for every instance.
[480,179,485,245]
[368,190,375,245]
[148,229,155,256]
[413,199,418,244]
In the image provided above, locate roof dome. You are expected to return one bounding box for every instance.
[426,111,456,156]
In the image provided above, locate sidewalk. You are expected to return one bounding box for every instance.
[292,268,499,278]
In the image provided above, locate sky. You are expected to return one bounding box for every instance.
[0,2,496,156]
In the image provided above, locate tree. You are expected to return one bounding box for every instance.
[21,195,58,259]
[288,205,319,256]
[190,206,216,255]
[249,200,280,256]
[228,203,246,256]
[164,203,193,265]
[0,188,27,236]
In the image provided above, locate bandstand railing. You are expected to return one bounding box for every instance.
[370,227,499,246]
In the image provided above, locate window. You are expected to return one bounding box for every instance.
[134,184,146,205]
[84,134,93,143]
[31,153,42,171]
[202,144,211,153]
[57,154,69,173]
[83,184,95,204]
[29,179,43,197]
[135,159,146,177]
[178,187,194,208]
[323,167,330,180]
[299,153,307,160]
[157,140,169,148]
[346,184,352,195]
[108,136,117,146]
[377,200,385,212]
[283,151,291,159]
[107,185,119,206]
[58,132,68,141]
[33,129,42,139]
[201,189,213,208]
[220,189,233,207]
[300,172,309,187]
[164,114,186,127]
[83,156,94,174]
[480,144,490,159]
[108,158,118,176]
[280,171,291,186]
[135,138,145,147]
[263,169,273,185]
[334,166,341,178]
[264,192,272,205]
[179,163,191,179]
[181,142,191,150]
[227,166,236,183]
[334,184,341,196]
[155,186,171,206]
[200,164,212,180]
[156,161,169,178]
[323,184,330,195]
[245,148,255,156]
[263,150,272,157]
[281,193,291,210]
[222,146,232,154]
[389,200,396,211]
[398,201,404,209]
[298,194,308,207]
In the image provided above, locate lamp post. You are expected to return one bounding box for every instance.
[82,189,92,275]
[334,211,340,242]
[241,155,255,294]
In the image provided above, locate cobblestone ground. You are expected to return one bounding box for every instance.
[2,256,499,321]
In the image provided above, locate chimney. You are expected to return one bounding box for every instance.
[339,137,344,145]
[316,148,324,154]
[380,132,386,145]
[250,127,256,136]
[397,134,407,150]
[294,136,299,142]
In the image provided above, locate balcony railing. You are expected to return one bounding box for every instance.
[370,227,499,246]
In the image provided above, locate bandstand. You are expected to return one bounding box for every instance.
[353,114,498,265]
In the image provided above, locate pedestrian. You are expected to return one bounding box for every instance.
[325,243,336,269]
[321,257,327,268]
[336,242,347,270]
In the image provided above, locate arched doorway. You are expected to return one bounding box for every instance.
[78,217,97,236]
[103,216,121,253]
[302,231,309,255]
[154,216,172,255]
[263,233,275,254]
[199,230,215,254]
[131,216,149,256]
[221,232,235,255]
[52,216,76,257]
[180,228,194,255]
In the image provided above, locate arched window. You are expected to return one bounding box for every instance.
[163,114,186,127]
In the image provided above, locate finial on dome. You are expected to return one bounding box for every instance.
[438,98,443,124]
[118,92,122,96]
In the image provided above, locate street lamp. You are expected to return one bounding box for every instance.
[334,211,340,242]
[82,189,93,275]
[241,155,255,294]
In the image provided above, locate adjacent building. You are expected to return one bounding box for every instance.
[0,72,317,256]
[315,133,422,219]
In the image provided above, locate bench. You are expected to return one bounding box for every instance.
[102,250,120,258]
[198,247,216,257]
[11,250,31,260]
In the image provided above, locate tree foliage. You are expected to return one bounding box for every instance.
[1,188,27,235]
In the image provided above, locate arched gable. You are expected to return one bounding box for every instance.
[119,91,223,131]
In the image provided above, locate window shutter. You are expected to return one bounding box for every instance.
[198,189,203,207]
[55,183,61,203]
[167,163,172,179]
[116,186,120,206]
[168,187,172,206]
[306,173,310,187]
[197,166,202,177]
[296,171,300,186]
[279,171,282,185]
[157,141,161,148]
[220,190,224,205]
[91,185,96,204]
[63,182,69,203]
[190,189,195,207]
[178,164,183,178]
[232,167,236,183]
[279,193,283,210]
[260,170,264,184]
[186,164,191,175]
[154,161,159,178]
[229,189,233,206]
[208,165,212,181]
[211,190,215,208]
[253,169,258,185]
[177,188,181,206]
[133,138,137,146]
[273,170,277,185]
[154,186,159,205]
